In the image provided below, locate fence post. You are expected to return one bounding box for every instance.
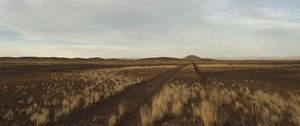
[253,102,256,125]
[218,81,221,126]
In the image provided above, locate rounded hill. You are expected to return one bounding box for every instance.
[183,55,202,61]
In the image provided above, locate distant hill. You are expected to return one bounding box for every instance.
[138,57,182,61]
[183,55,202,61]
[215,56,300,60]
[0,57,105,61]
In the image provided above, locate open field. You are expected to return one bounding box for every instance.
[141,64,300,126]
[0,58,300,126]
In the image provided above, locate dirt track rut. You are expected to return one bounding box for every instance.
[53,65,185,126]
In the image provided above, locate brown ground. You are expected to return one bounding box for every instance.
[0,58,299,126]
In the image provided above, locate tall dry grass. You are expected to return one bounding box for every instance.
[1,66,151,125]
[107,102,126,126]
[140,82,197,126]
[139,80,300,126]
[191,82,300,126]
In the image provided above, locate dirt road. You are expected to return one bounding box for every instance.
[53,65,185,126]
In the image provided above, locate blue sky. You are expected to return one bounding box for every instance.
[0,0,300,58]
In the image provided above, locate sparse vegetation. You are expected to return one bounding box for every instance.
[108,114,117,126]
[107,103,126,126]
[140,82,194,126]
[0,65,174,125]
[1,59,300,126]
[140,80,300,126]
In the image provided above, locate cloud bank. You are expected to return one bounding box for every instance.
[0,0,300,58]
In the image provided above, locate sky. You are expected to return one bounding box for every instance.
[0,0,300,58]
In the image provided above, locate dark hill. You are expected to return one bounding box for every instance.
[138,57,182,61]
[183,55,202,61]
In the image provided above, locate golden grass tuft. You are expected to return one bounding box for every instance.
[192,100,216,126]
[30,108,49,126]
[107,114,117,126]
[3,109,14,121]
[139,83,194,126]
[106,103,126,126]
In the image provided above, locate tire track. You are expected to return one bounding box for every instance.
[53,65,185,126]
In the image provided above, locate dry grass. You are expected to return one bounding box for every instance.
[29,108,49,126]
[139,80,300,126]
[108,114,117,126]
[192,100,216,126]
[191,82,300,126]
[49,68,143,122]
[140,82,195,126]
[1,66,172,125]
[3,109,14,122]
[106,103,126,126]
[1,64,299,126]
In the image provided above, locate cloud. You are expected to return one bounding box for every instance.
[0,0,300,58]
[0,29,23,41]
